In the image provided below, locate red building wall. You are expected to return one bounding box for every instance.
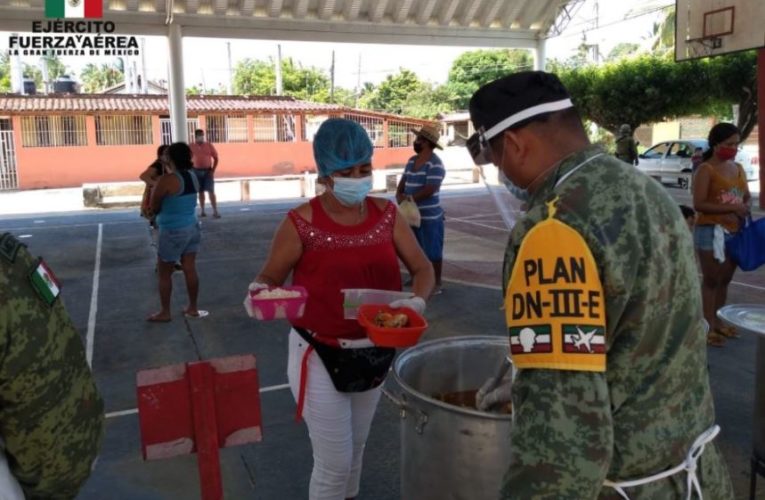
[12,114,417,189]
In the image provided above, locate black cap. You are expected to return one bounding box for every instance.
[469,71,573,141]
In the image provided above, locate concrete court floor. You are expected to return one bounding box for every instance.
[1,185,765,499]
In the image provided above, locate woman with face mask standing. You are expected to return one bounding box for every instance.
[693,122,751,347]
[248,118,434,500]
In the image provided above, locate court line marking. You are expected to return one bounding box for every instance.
[448,218,508,232]
[86,223,103,367]
[104,382,292,419]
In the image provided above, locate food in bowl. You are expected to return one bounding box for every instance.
[374,311,409,328]
[251,287,302,299]
[433,389,512,415]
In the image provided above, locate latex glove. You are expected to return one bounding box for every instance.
[475,370,513,412]
[244,281,269,318]
[389,296,426,315]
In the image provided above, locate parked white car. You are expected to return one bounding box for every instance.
[637,139,759,189]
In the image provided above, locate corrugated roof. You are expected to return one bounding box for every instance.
[0,94,349,114]
[0,1,581,47]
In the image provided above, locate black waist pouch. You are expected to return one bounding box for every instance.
[294,327,395,392]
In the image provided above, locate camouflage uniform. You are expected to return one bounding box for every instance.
[500,146,733,499]
[0,232,104,499]
[615,133,638,165]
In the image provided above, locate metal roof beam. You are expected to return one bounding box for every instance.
[185,0,199,14]
[318,0,336,20]
[415,0,437,25]
[213,0,228,16]
[241,0,255,16]
[460,0,484,26]
[267,0,283,17]
[438,0,461,26]
[343,0,362,21]
[393,0,414,23]
[369,0,390,22]
[501,0,526,29]
[293,0,309,19]
[518,0,553,29]
[480,0,504,27]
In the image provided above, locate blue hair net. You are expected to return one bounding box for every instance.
[313,118,373,177]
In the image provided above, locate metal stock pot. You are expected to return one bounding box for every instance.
[384,336,512,500]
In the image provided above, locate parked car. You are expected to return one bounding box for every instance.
[637,139,759,189]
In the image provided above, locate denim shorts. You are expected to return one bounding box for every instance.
[693,224,734,252]
[157,223,201,262]
[193,169,215,193]
[412,217,445,262]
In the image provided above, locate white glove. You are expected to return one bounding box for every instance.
[475,371,513,412]
[244,281,269,318]
[389,296,426,315]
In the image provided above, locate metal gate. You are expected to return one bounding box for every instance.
[160,118,199,144]
[0,123,18,191]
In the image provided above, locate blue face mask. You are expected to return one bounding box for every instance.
[498,170,529,202]
[331,176,373,206]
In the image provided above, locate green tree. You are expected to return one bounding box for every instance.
[0,52,10,92]
[41,53,69,81]
[233,57,331,101]
[360,69,424,114]
[80,62,124,93]
[557,51,758,140]
[401,83,458,119]
[606,43,641,62]
[446,49,534,108]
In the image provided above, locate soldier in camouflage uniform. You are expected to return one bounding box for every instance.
[467,72,733,499]
[0,232,104,499]
[615,124,639,166]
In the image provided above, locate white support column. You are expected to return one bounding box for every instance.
[167,23,187,143]
[534,38,547,72]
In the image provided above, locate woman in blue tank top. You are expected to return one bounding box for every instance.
[147,142,206,322]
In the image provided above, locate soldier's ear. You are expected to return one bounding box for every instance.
[502,129,525,159]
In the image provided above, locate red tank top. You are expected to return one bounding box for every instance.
[289,197,402,339]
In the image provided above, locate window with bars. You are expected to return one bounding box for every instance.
[20,115,87,147]
[253,114,297,143]
[343,113,384,148]
[205,115,248,143]
[95,115,152,145]
[302,115,329,142]
[388,120,415,148]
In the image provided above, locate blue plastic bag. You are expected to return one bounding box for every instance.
[726,216,765,271]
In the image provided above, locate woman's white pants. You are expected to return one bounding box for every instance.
[287,330,382,500]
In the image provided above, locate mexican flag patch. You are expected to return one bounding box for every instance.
[509,325,552,354]
[46,0,102,18]
[29,259,61,306]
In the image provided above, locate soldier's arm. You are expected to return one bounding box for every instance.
[502,370,613,499]
[0,237,104,498]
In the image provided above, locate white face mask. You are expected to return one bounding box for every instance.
[330,176,373,206]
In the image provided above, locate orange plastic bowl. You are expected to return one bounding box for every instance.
[357,304,428,348]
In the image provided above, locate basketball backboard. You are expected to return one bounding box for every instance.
[675,0,765,61]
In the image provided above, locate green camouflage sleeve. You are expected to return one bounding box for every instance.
[0,233,104,499]
[501,370,613,499]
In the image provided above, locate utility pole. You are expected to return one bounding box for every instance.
[226,41,233,95]
[275,44,283,95]
[40,51,49,94]
[354,52,362,107]
[330,50,335,103]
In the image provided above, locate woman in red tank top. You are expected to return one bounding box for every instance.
[248,119,434,500]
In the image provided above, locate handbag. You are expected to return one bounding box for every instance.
[398,197,421,228]
[725,216,765,271]
[294,327,395,392]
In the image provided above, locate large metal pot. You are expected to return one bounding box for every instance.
[385,335,512,500]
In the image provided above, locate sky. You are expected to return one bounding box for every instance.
[0,0,673,93]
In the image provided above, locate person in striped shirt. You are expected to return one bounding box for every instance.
[396,124,446,294]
